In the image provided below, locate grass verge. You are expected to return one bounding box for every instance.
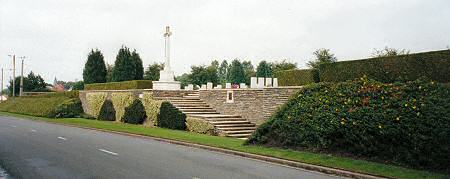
[0,111,448,179]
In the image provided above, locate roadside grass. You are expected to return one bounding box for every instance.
[0,112,448,179]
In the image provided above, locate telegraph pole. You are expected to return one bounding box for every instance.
[1,68,3,102]
[18,56,26,96]
[8,55,16,98]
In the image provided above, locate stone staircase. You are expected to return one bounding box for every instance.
[156,91,256,140]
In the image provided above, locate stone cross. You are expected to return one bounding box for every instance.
[164,26,172,71]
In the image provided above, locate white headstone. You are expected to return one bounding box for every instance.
[225,83,232,89]
[257,77,265,88]
[250,77,257,88]
[240,83,247,88]
[265,78,272,87]
[273,78,279,87]
[207,82,213,90]
[215,85,222,89]
[186,84,194,90]
[200,84,207,90]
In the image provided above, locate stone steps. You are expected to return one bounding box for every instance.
[163,91,256,140]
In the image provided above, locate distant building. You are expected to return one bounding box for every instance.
[52,77,65,92]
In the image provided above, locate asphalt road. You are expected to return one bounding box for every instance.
[0,116,338,179]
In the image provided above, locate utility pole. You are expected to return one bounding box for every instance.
[18,56,26,97]
[8,55,16,99]
[1,68,3,102]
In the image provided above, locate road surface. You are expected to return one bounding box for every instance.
[0,116,338,179]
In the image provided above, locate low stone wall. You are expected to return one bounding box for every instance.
[199,87,301,125]
[79,89,194,116]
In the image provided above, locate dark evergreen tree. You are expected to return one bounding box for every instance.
[131,50,144,80]
[228,59,245,84]
[83,49,107,84]
[111,46,135,82]
[144,63,164,81]
[256,60,272,77]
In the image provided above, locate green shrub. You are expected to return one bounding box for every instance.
[157,101,186,130]
[186,117,216,135]
[141,92,163,127]
[85,92,107,118]
[122,99,146,124]
[48,98,83,118]
[98,100,116,121]
[0,95,82,118]
[247,77,450,171]
[84,80,152,90]
[111,92,136,122]
[319,50,450,83]
[274,69,319,86]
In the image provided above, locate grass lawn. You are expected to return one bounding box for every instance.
[0,111,448,179]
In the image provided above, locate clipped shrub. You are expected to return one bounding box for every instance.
[85,92,107,118]
[274,69,319,86]
[247,77,450,171]
[157,101,186,130]
[84,80,152,90]
[141,92,163,127]
[48,98,83,118]
[0,93,82,118]
[186,117,216,135]
[98,100,116,121]
[122,99,146,124]
[319,49,450,83]
[111,92,136,122]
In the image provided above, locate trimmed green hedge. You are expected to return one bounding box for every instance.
[186,117,217,135]
[85,92,107,118]
[319,50,450,83]
[274,69,319,86]
[247,77,450,171]
[0,92,82,118]
[157,101,186,130]
[123,99,146,124]
[85,80,153,90]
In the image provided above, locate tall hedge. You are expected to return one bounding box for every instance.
[274,69,319,86]
[85,92,107,118]
[141,92,163,127]
[84,80,152,90]
[319,50,450,83]
[247,77,450,171]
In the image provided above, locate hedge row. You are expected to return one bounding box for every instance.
[319,50,450,83]
[0,92,83,118]
[85,92,186,129]
[274,69,319,86]
[84,80,153,90]
[247,77,450,171]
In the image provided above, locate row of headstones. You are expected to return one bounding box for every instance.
[184,77,279,90]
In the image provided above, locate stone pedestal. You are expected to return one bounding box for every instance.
[152,69,180,90]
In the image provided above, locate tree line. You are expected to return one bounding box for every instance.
[82,46,408,88]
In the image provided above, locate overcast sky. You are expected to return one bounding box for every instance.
[1,0,449,83]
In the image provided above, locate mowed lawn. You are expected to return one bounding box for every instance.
[0,112,448,179]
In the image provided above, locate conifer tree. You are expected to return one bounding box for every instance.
[132,50,144,80]
[112,46,135,82]
[83,49,107,84]
[256,60,272,77]
[228,59,245,84]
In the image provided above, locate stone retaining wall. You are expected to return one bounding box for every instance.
[79,89,194,116]
[198,87,301,125]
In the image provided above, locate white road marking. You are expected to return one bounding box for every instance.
[57,137,67,140]
[98,149,118,156]
[10,125,17,128]
[31,129,37,132]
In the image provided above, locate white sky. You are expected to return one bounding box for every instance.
[1,0,449,82]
